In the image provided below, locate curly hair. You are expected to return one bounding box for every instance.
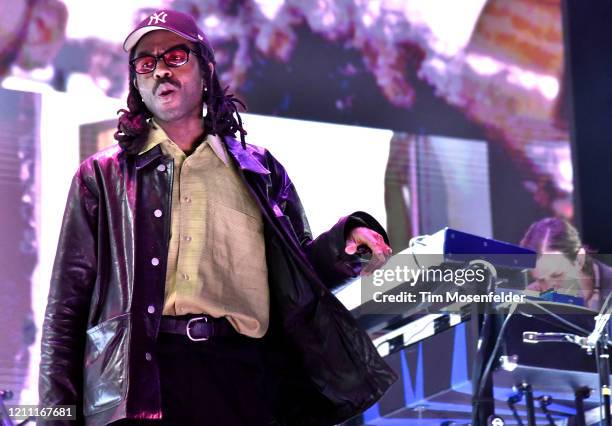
[520,217,594,275]
[114,41,247,155]
[520,218,581,260]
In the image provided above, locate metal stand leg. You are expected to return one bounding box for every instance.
[471,274,499,425]
[574,387,590,426]
[518,383,536,426]
[471,313,496,425]
[597,340,611,426]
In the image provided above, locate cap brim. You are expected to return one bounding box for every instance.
[123,26,198,52]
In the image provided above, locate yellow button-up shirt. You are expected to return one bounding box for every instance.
[140,122,269,338]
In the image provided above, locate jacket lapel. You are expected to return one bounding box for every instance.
[223,136,271,175]
[135,144,165,170]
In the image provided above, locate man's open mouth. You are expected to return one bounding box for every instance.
[158,89,175,97]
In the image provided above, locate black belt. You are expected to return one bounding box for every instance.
[159,315,238,341]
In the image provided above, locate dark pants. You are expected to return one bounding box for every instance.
[112,331,280,426]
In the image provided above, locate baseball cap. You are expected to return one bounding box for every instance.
[123,9,212,53]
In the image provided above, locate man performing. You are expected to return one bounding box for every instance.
[521,217,612,310]
[39,10,397,426]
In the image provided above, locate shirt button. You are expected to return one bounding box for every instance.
[151,257,159,266]
[145,352,152,361]
[183,196,191,203]
[182,273,189,281]
[154,209,162,218]
[147,305,155,314]
[183,235,192,242]
[157,164,166,172]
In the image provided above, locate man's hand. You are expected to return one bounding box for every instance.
[345,227,392,276]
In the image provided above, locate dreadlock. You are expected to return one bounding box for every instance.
[114,40,248,155]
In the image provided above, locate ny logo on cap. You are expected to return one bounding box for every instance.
[148,11,168,25]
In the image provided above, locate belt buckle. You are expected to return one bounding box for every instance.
[186,316,210,342]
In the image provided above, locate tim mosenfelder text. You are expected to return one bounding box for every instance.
[372,291,525,304]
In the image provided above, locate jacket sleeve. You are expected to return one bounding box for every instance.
[39,167,98,425]
[267,152,389,290]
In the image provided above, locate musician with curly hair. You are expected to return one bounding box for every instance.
[521,217,612,310]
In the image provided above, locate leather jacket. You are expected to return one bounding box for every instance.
[39,136,397,425]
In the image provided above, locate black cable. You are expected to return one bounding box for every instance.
[522,298,590,335]
[537,396,557,426]
[597,280,612,317]
[475,303,518,400]
[507,393,524,426]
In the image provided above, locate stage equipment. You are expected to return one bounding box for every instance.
[335,228,610,425]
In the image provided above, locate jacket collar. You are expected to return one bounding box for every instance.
[139,119,230,166]
[223,136,270,175]
[133,123,270,175]
[135,144,165,170]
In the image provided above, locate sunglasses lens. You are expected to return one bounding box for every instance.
[133,56,156,74]
[164,48,189,67]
